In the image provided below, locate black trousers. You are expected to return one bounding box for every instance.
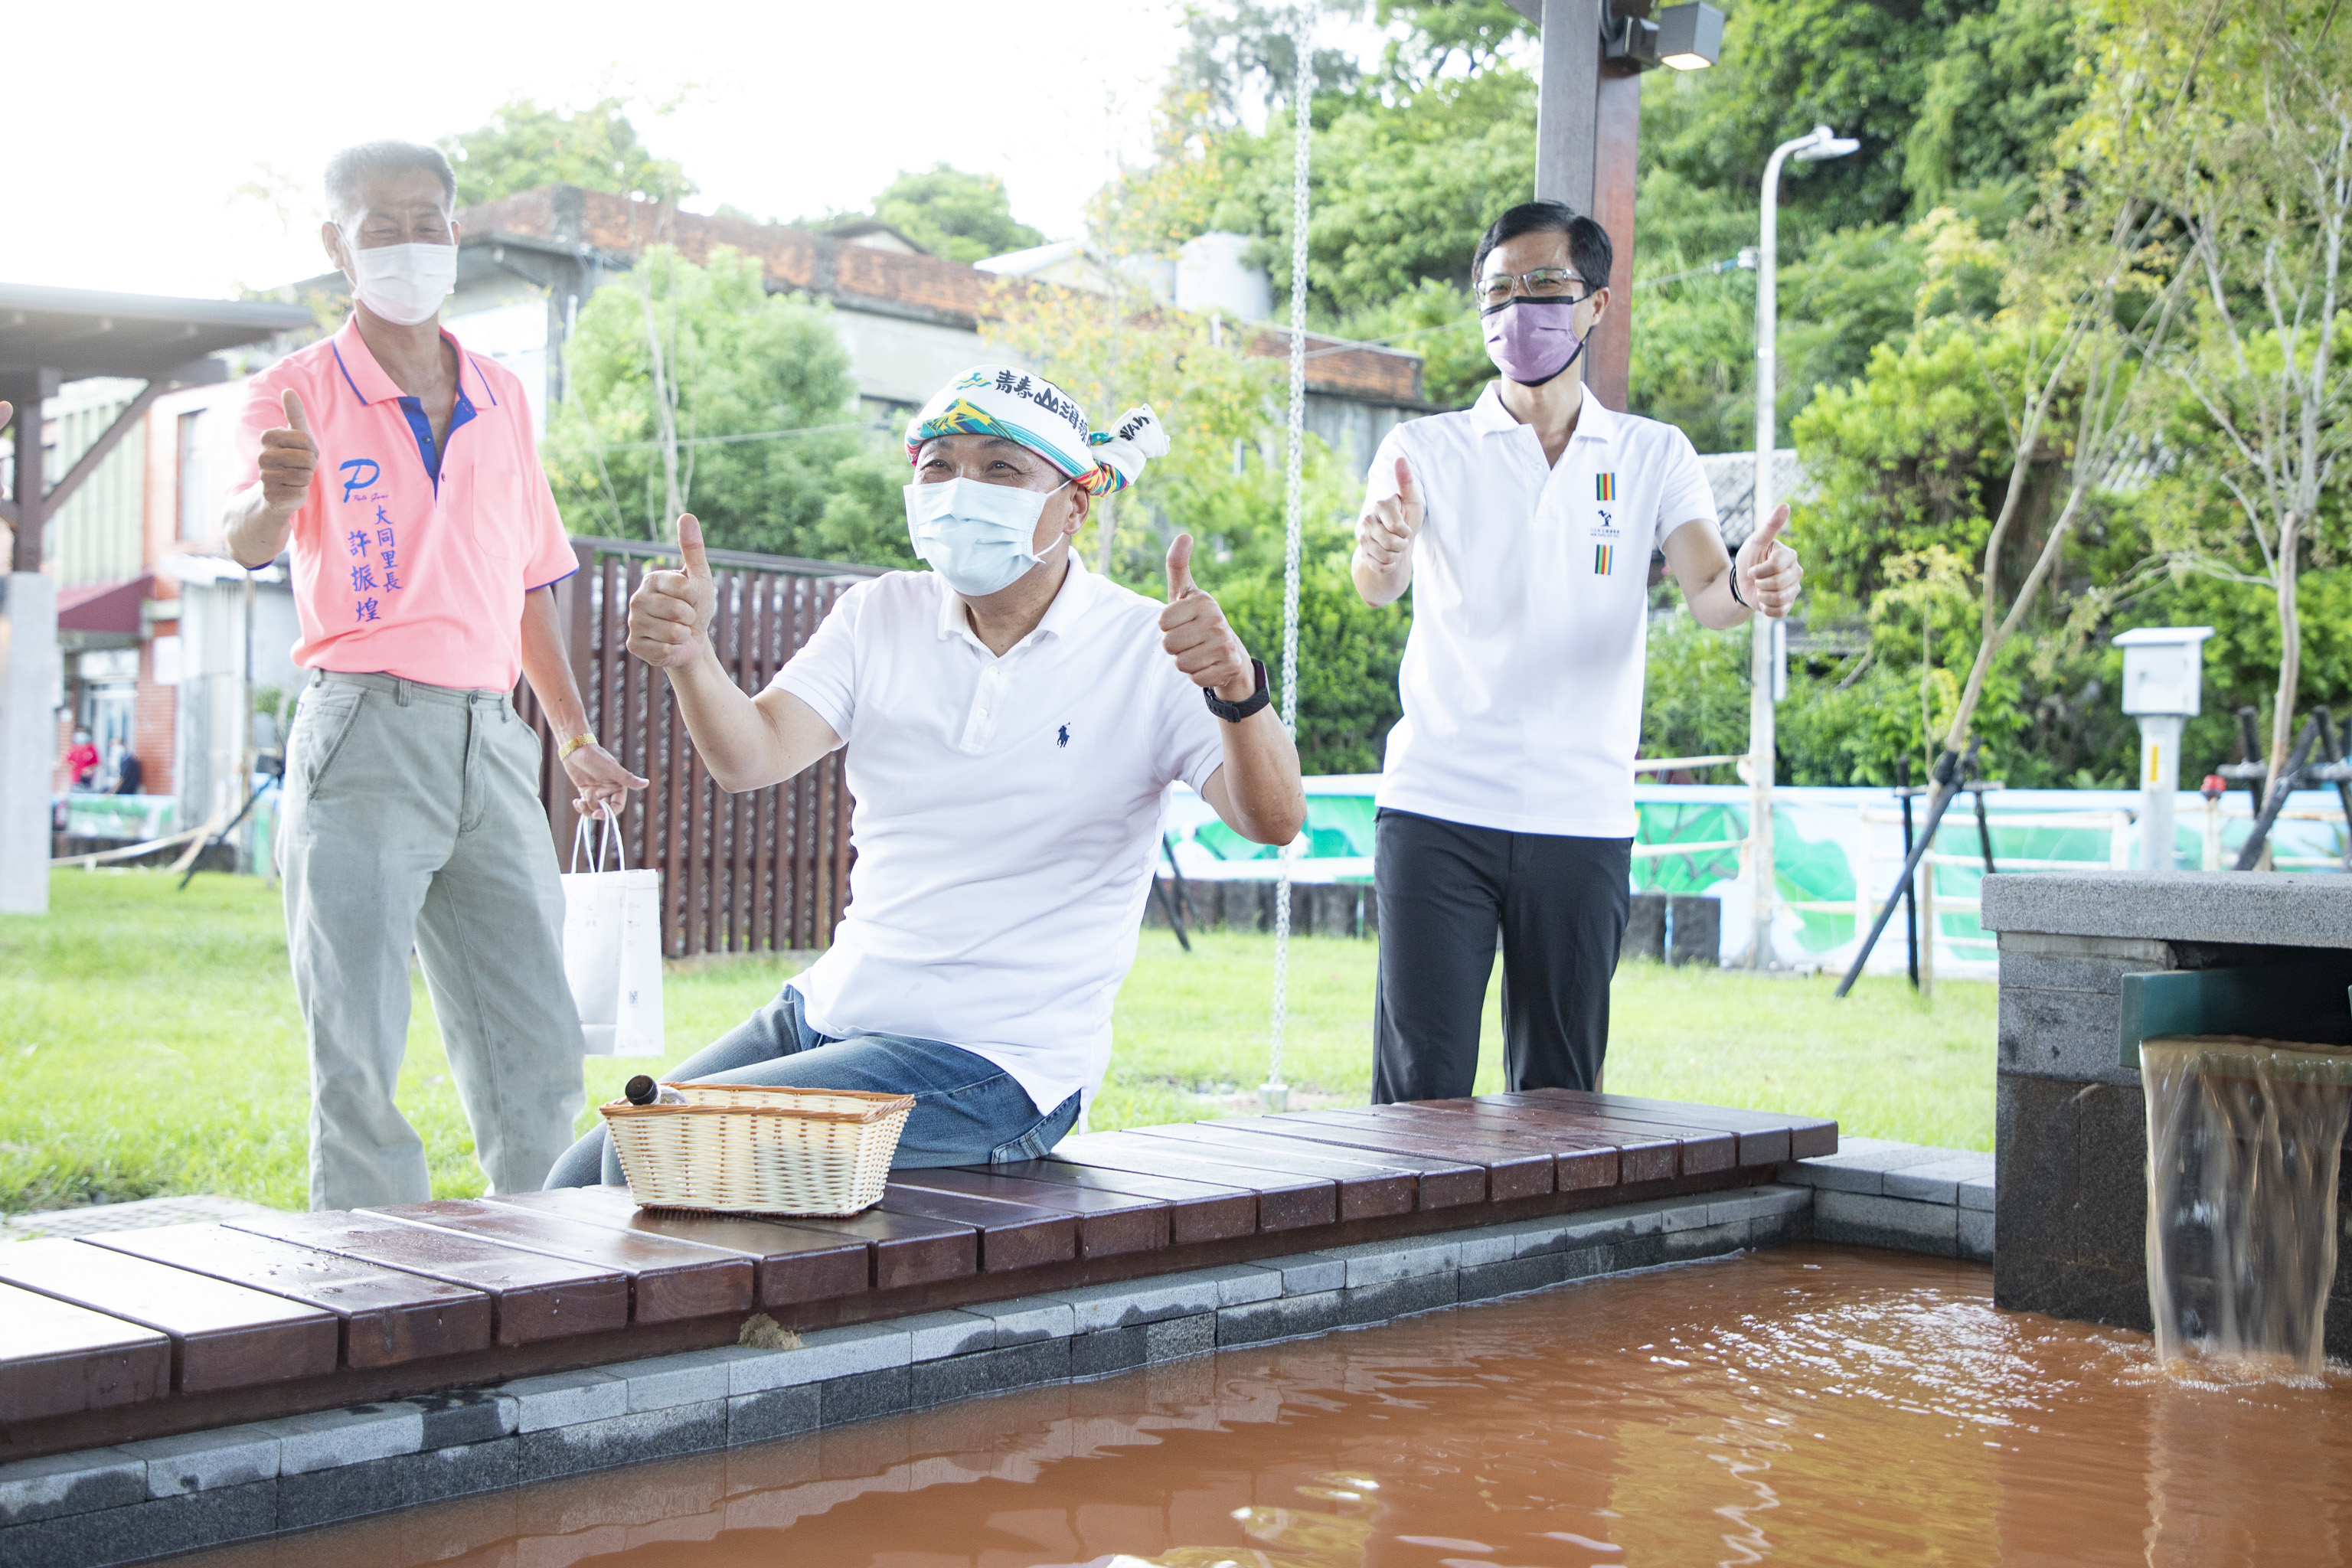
[1370,807,1632,1102]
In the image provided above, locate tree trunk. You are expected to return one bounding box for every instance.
[2269,508,2305,782]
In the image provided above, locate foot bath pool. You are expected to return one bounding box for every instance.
[156,1244,2352,1566]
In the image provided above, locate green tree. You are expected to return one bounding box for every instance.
[440,97,693,207]
[542,246,903,560]
[864,166,1044,264]
[2104,0,2352,778]
[1642,0,1998,235]
[1903,0,2091,209]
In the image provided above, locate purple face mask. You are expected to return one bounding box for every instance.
[1481,298,1584,386]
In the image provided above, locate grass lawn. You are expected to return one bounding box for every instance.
[0,870,1994,1215]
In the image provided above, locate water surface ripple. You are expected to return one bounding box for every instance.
[185,1245,2352,1567]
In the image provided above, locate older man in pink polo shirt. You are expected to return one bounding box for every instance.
[226,140,645,1210]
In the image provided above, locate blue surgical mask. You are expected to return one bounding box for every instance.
[903,476,1070,597]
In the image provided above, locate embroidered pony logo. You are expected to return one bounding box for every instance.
[1057,724,1071,748]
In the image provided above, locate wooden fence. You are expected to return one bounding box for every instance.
[518,537,884,959]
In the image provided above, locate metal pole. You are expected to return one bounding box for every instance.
[2136,713,2183,871]
[1896,758,1918,991]
[1263,31,1312,1118]
[1973,785,1998,873]
[2235,714,2321,871]
[1747,138,1799,972]
[1916,818,1936,999]
[1836,748,1962,998]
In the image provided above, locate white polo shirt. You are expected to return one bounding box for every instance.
[1366,384,1720,838]
[769,557,1226,1115]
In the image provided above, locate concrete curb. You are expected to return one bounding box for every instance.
[1778,1140,1994,1262]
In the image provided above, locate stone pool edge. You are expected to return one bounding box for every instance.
[1,1145,1991,1568]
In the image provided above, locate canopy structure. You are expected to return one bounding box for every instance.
[0,281,312,914]
[1,283,313,566]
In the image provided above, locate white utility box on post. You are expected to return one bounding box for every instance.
[2114,626,2213,871]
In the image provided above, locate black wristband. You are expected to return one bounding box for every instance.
[1727,556,1749,609]
[1204,659,1272,723]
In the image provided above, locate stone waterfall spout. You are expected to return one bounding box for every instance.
[2142,1035,2352,1377]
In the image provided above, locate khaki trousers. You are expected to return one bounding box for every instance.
[280,671,583,1210]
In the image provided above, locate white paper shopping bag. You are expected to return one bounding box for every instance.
[561,812,665,1057]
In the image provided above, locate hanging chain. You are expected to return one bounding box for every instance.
[1266,28,1312,1111]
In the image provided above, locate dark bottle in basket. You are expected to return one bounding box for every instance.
[625,1075,688,1106]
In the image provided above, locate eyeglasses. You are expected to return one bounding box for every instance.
[1478,267,1590,308]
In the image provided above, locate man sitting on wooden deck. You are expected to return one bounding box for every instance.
[547,368,1305,1184]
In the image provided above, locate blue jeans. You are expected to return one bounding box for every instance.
[544,985,1082,1188]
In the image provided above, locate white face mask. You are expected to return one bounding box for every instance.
[903,476,1070,598]
[341,237,456,326]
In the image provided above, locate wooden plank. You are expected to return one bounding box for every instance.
[1138,1122,1485,1210]
[1104,1128,1420,1220]
[756,1207,977,1291]
[1340,1105,1622,1191]
[0,1239,338,1394]
[1119,1128,1467,1213]
[1234,1113,1557,1201]
[1036,1141,1337,1232]
[0,1280,172,1423]
[1407,1098,1710,1181]
[370,1200,753,1325]
[888,1168,1170,1257]
[487,1187,871,1308]
[876,1187,1076,1272]
[1511,1089,1838,1161]
[1471,1095,1743,1174]
[994,1160,1258,1244]
[231,1210,629,1346]
[90,1223,491,1368]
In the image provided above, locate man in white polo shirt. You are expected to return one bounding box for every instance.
[1352,200,1802,1102]
[546,367,1305,1184]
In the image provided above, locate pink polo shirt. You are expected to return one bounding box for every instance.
[230,316,577,692]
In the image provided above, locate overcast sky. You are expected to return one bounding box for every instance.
[14,0,1331,301]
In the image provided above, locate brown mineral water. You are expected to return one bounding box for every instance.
[178,1246,2352,1568]
[2141,1036,2352,1378]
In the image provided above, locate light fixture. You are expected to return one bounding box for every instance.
[1655,3,1725,70]
[1795,126,1861,162]
[1604,11,1662,69]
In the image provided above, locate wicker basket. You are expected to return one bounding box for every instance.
[600,1082,914,1217]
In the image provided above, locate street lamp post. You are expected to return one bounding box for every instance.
[1749,123,1857,971]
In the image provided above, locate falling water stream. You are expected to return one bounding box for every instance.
[2142,1034,2352,1377]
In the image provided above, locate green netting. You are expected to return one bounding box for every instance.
[1190,795,1377,861]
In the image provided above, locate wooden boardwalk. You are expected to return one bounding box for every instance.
[0,1091,1831,1464]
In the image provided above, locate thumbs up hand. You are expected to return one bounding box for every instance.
[628,513,720,670]
[1354,456,1423,571]
[257,387,318,512]
[1158,533,1256,703]
[1733,503,1803,619]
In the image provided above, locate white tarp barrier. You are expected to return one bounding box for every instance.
[1163,779,2349,975]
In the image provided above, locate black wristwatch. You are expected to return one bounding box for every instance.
[1204,658,1272,723]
